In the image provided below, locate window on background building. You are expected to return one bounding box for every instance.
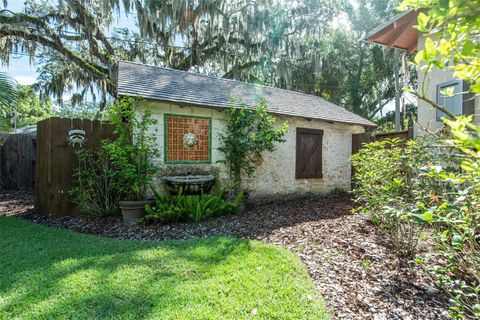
[295,128,323,179]
[436,80,474,121]
[164,114,211,164]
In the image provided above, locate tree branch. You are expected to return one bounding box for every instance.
[408,89,456,120]
[0,28,109,82]
[69,0,115,56]
[368,98,393,120]
[223,60,263,79]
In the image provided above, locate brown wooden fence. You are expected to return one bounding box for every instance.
[352,127,414,155]
[351,128,414,183]
[0,133,36,190]
[35,118,115,217]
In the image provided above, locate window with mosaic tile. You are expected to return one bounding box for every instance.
[164,114,212,163]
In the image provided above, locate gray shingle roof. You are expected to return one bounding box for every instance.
[117,61,375,127]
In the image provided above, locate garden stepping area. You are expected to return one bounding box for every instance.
[1,192,450,319]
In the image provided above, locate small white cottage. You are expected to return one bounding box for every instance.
[116,61,375,200]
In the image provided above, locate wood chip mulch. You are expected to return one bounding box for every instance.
[0,191,450,319]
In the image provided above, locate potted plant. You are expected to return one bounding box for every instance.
[217,99,287,211]
[104,97,160,225]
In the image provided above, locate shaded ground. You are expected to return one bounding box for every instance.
[0,191,450,319]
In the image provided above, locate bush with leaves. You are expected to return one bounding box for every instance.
[217,100,287,190]
[410,117,480,319]
[102,97,160,201]
[144,189,243,223]
[70,147,122,216]
[399,0,480,97]
[352,126,479,317]
[352,138,431,257]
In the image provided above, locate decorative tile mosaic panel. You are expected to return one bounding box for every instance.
[165,114,211,163]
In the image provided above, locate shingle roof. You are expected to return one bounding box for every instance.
[117,61,376,127]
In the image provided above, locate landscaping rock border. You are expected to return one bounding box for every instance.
[0,191,450,319]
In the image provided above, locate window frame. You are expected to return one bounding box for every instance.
[436,79,463,121]
[163,113,212,164]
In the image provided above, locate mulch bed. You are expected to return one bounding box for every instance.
[0,191,450,319]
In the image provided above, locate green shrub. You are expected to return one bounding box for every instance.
[70,147,122,216]
[352,122,480,318]
[410,117,480,319]
[70,97,160,215]
[144,189,243,223]
[102,97,160,201]
[351,138,429,257]
[217,99,287,190]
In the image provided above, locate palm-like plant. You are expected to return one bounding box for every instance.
[0,72,19,117]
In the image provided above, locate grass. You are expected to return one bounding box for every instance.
[0,216,328,320]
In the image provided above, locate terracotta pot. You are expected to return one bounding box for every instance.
[119,200,154,226]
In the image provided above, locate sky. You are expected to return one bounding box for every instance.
[0,1,38,83]
[0,0,399,115]
[0,0,138,85]
[0,1,45,84]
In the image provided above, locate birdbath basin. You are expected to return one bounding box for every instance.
[162,175,216,195]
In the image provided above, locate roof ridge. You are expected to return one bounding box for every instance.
[117,60,376,127]
[118,60,337,105]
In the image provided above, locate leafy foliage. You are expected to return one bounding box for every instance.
[373,103,417,133]
[217,100,287,189]
[55,101,110,120]
[399,0,479,115]
[410,117,480,319]
[69,147,122,216]
[351,138,430,257]
[0,82,54,131]
[102,97,160,201]
[144,188,243,224]
[0,72,20,119]
[352,121,480,318]
[318,0,416,120]
[70,97,159,212]
[390,1,480,314]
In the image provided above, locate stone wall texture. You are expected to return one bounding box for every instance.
[138,101,365,201]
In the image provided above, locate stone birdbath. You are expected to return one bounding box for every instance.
[162,175,216,195]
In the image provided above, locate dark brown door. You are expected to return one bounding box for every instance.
[296,128,323,179]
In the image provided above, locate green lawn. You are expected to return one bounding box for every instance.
[0,216,328,320]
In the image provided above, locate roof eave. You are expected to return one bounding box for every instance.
[117,90,376,128]
[364,11,411,41]
[364,11,420,53]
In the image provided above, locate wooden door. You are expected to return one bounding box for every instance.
[296,128,323,179]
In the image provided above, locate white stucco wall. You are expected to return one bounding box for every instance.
[417,35,480,135]
[139,101,365,201]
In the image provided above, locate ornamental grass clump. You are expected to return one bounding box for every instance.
[70,147,122,216]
